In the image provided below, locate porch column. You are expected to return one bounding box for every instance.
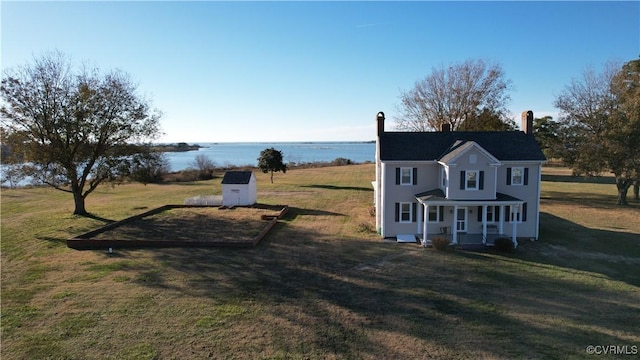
[482,205,487,245]
[498,205,504,234]
[417,204,422,237]
[511,204,517,247]
[422,204,428,247]
[452,205,458,245]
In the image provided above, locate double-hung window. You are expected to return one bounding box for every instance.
[486,206,495,222]
[401,168,412,185]
[400,202,412,222]
[511,167,524,186]
[507,167,528,186]
[477,205,500,223]
[396,167,417,185]
[466,170,478,190]
[428,206,442,222]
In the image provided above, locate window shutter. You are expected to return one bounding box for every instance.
[495,206,500,222]
[439,206,444,222]
[524,168,529,185]
[522,203,528,222]
[505,206,511,222]
[395,168,400,185]
[477,206,482,222]
[413,168,418,185]
[395,203,399,222]
[412,203,417,223]
[506,168,512,185]
[479,171,484,190]
[460,171,465,189]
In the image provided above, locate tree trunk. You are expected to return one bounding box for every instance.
[270,171,274,183]
[615,177,633,206]
[73,190,88,215]
[634,179,639,201]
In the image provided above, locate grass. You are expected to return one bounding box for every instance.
[2,164,639,359]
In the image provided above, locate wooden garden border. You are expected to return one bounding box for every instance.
[67,204,288,250]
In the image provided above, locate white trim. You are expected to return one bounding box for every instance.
[500,160,546,165]
[440,141,502,166]
[382,160,434,165]
[535,162,542,240]
[380,162,386,237]
[422,204,428,246]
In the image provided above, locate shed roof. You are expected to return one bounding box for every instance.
[379,131,546,162]
[221,171,254,184]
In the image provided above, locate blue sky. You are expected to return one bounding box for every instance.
[2,1,638,143]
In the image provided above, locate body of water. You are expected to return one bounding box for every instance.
[165,142,376,172]
[0,142,376,186]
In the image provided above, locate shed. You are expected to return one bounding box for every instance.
[221,171,257,206]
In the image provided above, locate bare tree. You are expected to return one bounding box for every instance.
[189,154,216,180]
[0,51,162,215]
[395,59,512,131]
[554,59,640,205]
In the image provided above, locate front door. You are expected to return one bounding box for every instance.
[456,207,467,233]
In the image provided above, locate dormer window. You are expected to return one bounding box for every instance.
[466,170,478,190]
[460,170,484,190]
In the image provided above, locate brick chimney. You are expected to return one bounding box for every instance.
[376,111,385,136]
[521,110,533,135]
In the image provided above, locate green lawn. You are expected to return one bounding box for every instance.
[1,164,639,359]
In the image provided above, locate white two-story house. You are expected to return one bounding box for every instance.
[373,111,546,248]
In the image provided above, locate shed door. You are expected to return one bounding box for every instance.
[231,189,240,205]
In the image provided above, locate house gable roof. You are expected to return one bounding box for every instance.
[221,171,254,185]
[438,140,501,165]
[379,131,546,162]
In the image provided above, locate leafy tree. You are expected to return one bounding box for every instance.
[395,59,512,131]
[457,108,516,131]
[532,116,563,160]
[554,59,640,205]
[129,150,170,185]
[0,51,162,215]
[258,147,287,183]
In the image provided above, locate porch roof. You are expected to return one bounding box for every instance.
[415,189,523,205]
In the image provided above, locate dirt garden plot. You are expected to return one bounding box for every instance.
[67,204,288,249]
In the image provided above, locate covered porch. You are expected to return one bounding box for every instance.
[415,189,523,249]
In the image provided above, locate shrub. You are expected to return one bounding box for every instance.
[332,157,353,166]
[431,236,451,251]
[493,237,515,252]
[357,222,374,233]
